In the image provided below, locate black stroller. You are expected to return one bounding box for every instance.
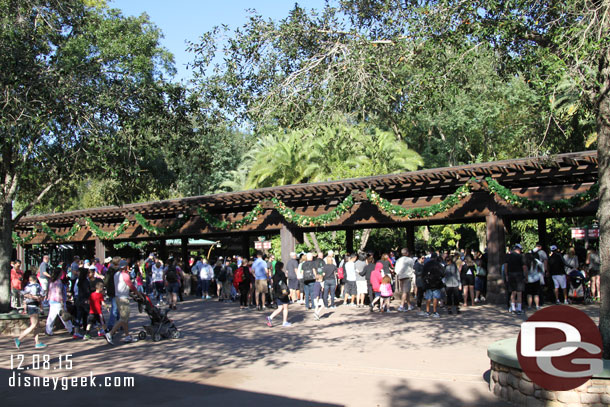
[567,269,591,304]
[132,293,181,341]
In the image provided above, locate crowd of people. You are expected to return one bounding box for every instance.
[8,240,601,346]
[9,254,186,349]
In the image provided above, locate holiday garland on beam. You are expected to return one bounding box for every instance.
[197,203,264,231]
[271,195,355,227]
[484,177,599,212]
[84,217,130,240]
[134,213,189,235]
[366,181,474,219]
[12,178,600,243]
[113,240,159,250]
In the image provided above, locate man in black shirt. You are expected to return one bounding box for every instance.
[286,252,299,303]
[548,245,568,304]
[503,244,527,314]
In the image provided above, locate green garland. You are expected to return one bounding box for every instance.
[366,182,474,219]
[485,177,599,212]
[85,217,130,240]
[12,229,37,245]
[134,213,189,235]
[12,178,600,243]
[39,222,81,241]
[113,240,158,250]
[197,204,264,230]
[271,195,355,227]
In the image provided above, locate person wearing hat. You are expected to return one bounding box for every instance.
[503,244,527,314]
[105,259,139,345]
[548,245,568,304]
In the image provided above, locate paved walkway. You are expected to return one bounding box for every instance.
[0,297,600,406]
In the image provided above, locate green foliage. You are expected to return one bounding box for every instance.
[296,231,347,255]
[222,120,423,191]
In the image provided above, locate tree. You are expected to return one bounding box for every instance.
[0,0,189,312]
[221,119,423,191]
[189,2,589,168]
[343,0,610,357]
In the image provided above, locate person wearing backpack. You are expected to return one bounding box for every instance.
[395,248,415,312]
[164,258,180,310]
[301,253,317,310]
[525,252,544,310]
[220,258,234,302]
[266,262,292,327]
[418,253,445,318]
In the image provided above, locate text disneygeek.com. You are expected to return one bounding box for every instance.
[8,371,135,390]
[8,354,134,390]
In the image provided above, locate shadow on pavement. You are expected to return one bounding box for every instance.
[0,368,342,407]
[384,379,512,407]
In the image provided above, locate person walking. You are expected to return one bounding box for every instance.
[14,274,46,349]
[105,260,140,345]
[45,268,75,337]
[266,262,291,327]
[286,252,300,303]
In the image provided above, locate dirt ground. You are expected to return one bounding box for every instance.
[0,297,600,407]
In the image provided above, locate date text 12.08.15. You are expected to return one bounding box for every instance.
[10,354,72,371]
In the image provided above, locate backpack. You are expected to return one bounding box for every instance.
[166,265,178,283]
[337,267,344,280]
[423,262,443,289]
[277,279,289,297]
[217,266,227,282]
[302,264,315,283]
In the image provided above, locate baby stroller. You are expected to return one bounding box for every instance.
[567,269,591,304]
[132,293,181,342]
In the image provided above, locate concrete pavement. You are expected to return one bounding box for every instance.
[1,297,599,406]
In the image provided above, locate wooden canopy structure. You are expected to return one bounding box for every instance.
[14,150,599,287]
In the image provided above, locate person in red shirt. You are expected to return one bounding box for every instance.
[11,260,25,312]
[83,281,107,340]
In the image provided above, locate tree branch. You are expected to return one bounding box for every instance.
[12,176,63,224]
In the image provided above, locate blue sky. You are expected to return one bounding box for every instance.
[109,0,329,82]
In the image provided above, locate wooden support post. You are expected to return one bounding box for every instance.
[406,224,416,254]
[280,224,297,266]
[16,244,25,262]
[241,234,250,257]
[94,238,106,262]
[181,237,189,271]
[537,217,547,248]
[159,239,168,261]
[345,229,354,254]
[486,213,506,304]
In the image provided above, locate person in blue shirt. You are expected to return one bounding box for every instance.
[252,252,269,311]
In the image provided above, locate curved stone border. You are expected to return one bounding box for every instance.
[488,338,610,406]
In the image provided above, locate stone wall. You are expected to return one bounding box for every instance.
[490,360,610,407]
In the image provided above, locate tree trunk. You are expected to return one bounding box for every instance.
[476,223,487,252]
[303,232,312,249]
[598,93,610,358]
[309,232,321,254]
[359,228,371,251]
[0,201,13,313]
